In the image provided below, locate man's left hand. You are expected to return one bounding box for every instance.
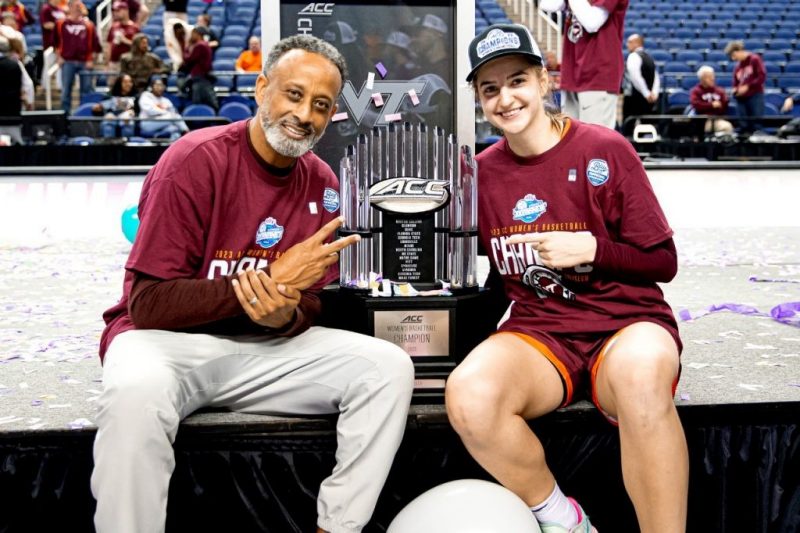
[506,231,597,269]
[232,269,301,329]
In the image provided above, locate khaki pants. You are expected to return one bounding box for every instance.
[91,327,415,533]
[562,90,618,129]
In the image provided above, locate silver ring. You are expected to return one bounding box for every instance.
[248,297,258,306]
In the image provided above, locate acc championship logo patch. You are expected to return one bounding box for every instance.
[512,194,547,223]
[255,217,284,249]
[369,177,450,214]
[586,159,610,186]
[323,187,340,213]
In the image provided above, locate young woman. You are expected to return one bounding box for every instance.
[445,24,688,533]
[93,73,138,138]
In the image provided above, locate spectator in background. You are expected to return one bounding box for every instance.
[382,31,419,80]
[322,20,369,89]
[93,72,138,138]
[55,0,101,115]
[0,0,34,31]
[0,35,24,144]
[165,18,189,71]
[120,33,168,92]
[179,26,216,109]
[540,0,628,129]
[544,50,561,91]
[412,14,449,83]
[105,1,139,87]
[235,36,262,73]
[119,0,148,27]
[138,75,187,140]
[162,0,187,25]
[690,65,734,135]
[4,30,32,109]
[40,0,66,50]
[622,33,659,136]
[1,11,25,54]
[724,40,766,135]
[194,13,218,50]
[781,92,799,114]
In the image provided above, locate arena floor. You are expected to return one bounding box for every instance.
[0,170,798,433]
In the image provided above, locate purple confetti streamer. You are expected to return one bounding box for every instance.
[680,393,691,401]
[375,62,388,78]
[678,302,800,329]
[749,276,800,284]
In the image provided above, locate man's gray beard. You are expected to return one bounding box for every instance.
[259,107,323,159]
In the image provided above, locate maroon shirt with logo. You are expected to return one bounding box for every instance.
[560,0,628,93]
[100,120,341,358]
[55,17,101,61]
[689,84,729,115]
[476,120,678,338]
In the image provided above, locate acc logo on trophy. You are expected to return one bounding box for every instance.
[369,177,450,214]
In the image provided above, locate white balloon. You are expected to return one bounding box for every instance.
[388,479,542,533]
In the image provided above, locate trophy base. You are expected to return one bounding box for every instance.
[319,287,496,403]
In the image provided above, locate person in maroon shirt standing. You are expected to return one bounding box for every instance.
[39,0,65,50]
[178,26,217,109]
[54,0,100,114]
[689,65,733,135]
[540,0,628,129]
[105,1,138,87]
[446,24,687,532]
[92,34,414,533]
[724,40,766,135]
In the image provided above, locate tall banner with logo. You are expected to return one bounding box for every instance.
[275,0,456,172]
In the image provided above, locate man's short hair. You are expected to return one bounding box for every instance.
[724,40,744,56]
[697,65,715,79]
[263,34,348,91]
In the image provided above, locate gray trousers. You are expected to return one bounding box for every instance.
[91,327,415,533]
[562,90,619,130]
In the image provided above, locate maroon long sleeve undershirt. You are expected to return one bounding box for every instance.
[128,270,320,338]
[592,237,677,283]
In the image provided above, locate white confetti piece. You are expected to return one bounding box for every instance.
[86,389,102,395]
[755,361,787,367]
[48,403,72,409]
[371,93,384,107]
[686,362,709,369]
[87,396,99,402]
[18,382,28,389]
[691,340,714,345]
[0,416,23,425]
[719,330,744,338]
[28,423,46,430]
[67,418,93,429]
[331,112,348,122]
[384,112,402,122]
[781,338,800,342]
[738,384,763,391]
[708,375,724,379]
[408,88,419,106]
[712,363,734,368]
[744,343,776,350]
[366,72,375,90]
[308,202,318,215]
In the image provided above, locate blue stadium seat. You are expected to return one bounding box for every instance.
[673,29,696,40]
[218,102,252,122]
[773,29,797,40]
[681,76,698,90]
[79,92,106,104]
[650,50,673,62]
[667,90,690,110]
[764,61,784,75]
[223,26,249,39]
[682,20,704,31]
[220,35,247,49]
[764,92,788,110]
[660,39,684,51]
[675,50,704,65]
[235,73,258,92]
[716,76,733,88]
[71,103,97,117]
[785,62,800,73]
[763,51,788,63]
[215,47,241,61]
[768,39,794,51]
[182,104,216,117]
[664,60,692,73]
[777,76,800,91]
[748,29,772,40]
[706,50,728,62]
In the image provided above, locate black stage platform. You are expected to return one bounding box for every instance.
[0,171,799,532]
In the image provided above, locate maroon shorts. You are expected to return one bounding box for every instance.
[503,321,682,424]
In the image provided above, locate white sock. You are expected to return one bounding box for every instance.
[530,483,578,528]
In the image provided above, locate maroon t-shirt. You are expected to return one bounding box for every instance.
[100,120,342,358]
[476,120,678,338]
[732,53,766,99]
[689,84,729,115]
[55,17,101,61]
[106,20,139,62]
[39,3,65,49]
[181,39,212,77]
[560,0,628,93]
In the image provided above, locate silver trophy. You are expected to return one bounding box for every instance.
[339,122,477,291]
